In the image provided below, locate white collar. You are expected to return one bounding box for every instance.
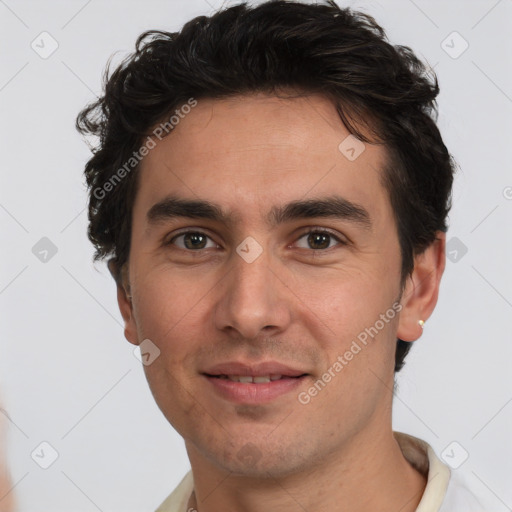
[394,431,451,511]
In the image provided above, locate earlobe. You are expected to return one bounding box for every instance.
[109,259,139,346]
[396,232,446,342]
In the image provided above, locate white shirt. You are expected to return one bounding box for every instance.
[155,432,486,512]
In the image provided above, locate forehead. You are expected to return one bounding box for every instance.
[133,93,390,226]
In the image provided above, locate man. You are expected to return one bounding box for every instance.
[77,1,484,510]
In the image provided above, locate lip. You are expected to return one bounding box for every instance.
[202,361,309,405]
[204,374,307,404]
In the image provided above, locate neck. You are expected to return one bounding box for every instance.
[185,427,427,512]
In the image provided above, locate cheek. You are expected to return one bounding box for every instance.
[296,267,392,338]
[294,267,400,389]
[130,269,216,406]
[132,266,214,340]
[131,272,212,428]
[302,275,399,396]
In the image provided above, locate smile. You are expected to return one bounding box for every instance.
[209,374,299,383]
[203,373,308,404]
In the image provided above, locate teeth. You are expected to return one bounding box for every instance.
[253,376,271,383]
[220,375,284,383]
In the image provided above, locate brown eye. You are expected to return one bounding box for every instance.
[307,232,331,250]
[170,231,216,250]
[295,229,345,250]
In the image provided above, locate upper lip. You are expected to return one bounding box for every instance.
[203,361,308,377]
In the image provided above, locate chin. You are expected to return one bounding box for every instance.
[203,437,314,479]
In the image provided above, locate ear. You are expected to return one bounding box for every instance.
[108,259,139,346]
[396,232,446,342]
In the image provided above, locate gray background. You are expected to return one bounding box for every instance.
[1,0,511,510]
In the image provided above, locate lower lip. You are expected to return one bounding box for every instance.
[204,375,307,404]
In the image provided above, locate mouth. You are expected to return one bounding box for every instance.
[205,374,307,383]
[201,362,309,404]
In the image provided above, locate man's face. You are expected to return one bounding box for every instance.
[123,93,406,476]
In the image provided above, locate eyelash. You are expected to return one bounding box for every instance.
[165,228,347,252]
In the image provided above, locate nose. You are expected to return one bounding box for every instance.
[213,248,293,341]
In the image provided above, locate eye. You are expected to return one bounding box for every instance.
[294,229,346,250]
[169,231,218,250]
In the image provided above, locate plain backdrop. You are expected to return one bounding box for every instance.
[1,0,511,511]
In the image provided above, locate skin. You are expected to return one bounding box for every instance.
[0,405,14,512]
[114,92,446,512]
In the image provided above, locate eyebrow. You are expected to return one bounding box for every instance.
[146,195,372,230]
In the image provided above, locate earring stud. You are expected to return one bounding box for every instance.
[418,319,425,329]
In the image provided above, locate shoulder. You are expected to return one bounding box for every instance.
[155,471,194,512]
[439,470,488,512]
[394,432,487,512]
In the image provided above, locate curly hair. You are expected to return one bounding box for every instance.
[77,0,455,372]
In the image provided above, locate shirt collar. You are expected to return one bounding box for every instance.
[157,432,451,512]
[394,431,451,512]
